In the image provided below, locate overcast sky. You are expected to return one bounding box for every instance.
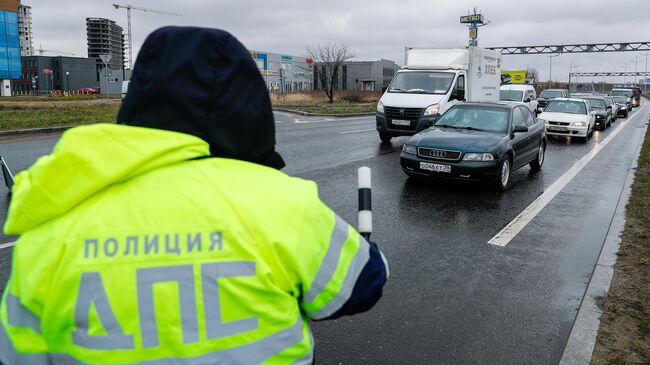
[25,0,650,83]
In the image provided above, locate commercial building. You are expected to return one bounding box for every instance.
[315,59,399,92]
[11,55,97,95]
[86,17,125,72]
[17,4,32,56]
[249,50,313,92]
[0,0,21,96]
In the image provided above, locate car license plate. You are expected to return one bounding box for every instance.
[548,126,567,132]
[391,119,411,126]
[420,162,451,173]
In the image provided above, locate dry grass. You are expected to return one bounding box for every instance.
[591,118,650,365]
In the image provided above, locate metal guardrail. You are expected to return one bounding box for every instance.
[570,72,650,77]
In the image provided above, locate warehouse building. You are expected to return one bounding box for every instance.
[315,59,400,92]
[0,0,21,96]
[249,50,313,92]
[11,55,97,95]
[86,17,125,72]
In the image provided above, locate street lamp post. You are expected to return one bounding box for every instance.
[644,52,649,92]
[65,71,70,95]
[633,56,638,85]
[547,54,560,88]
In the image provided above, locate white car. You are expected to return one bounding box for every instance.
[499,84,539,113]
[538,98,596,142]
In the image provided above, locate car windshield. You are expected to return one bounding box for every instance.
[388,72,455,94]
[610,90,632,97]
[539,90,562,98]
[434,106,509,133]
[544,100,587,115]
[500,90,524,102]
[584,98,606,109]
[612,96,627,103]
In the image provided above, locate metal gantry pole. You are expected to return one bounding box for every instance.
[645,53,648,92]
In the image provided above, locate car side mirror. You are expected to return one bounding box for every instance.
[606,106,612,110]
[523,98,531,103]
[513,125,528,133]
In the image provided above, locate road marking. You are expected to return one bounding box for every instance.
[339,128,376,134]
[295,116,373,124]
[0,241,16,250]
[488,105,645,247]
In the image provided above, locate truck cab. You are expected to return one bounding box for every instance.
[375,48,501,143]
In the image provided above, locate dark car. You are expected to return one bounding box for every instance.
[583,97,612,130]
[603,96,619,122]
[611,96,630,117]
[400,103,547,190]
[537,89,570,112]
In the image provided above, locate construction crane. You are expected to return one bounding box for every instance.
[112,3,182,69]
[36,44,75,56]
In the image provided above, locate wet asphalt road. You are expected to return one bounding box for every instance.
[0,104,648,364]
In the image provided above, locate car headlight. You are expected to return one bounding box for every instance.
[377,101,384,113]
[423,103,440,116]
[573,121,587,127]
[402,144,417,154]
[595,115,603,119]
[463,153,495,161]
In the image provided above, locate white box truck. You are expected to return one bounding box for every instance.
[376,47,502,142]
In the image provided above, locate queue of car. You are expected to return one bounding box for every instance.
[375,46,641,190]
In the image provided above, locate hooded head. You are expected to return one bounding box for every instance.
[117,26,284,169]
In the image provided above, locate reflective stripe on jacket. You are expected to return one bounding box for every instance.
[0,124,387,364]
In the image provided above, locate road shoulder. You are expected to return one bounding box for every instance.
[560,109,650,365]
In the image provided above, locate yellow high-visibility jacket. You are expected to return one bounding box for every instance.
[0,124,387,364]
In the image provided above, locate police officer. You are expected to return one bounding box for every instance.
[0,27,388,364]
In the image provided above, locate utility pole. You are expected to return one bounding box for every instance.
[547,54,560,88]
[112,4,181,69]
[634,56,638,85]
[643,52,650,92]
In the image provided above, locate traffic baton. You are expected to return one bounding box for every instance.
[0,156,14,192]
[358,166,372,240]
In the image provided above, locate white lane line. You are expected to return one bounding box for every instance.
[0,241,16,250]
[488,105,646,247]
[339,128,376,134]
[295,116,373,124]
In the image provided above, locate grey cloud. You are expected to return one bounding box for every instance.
[25,0,650,82]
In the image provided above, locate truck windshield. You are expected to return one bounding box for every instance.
[500,90,524,102]
[388,72,455,95]
[584,98,606,109]
[610,90,632,97]
[539,90,562,98]
[434,106,509,133]
[544,100,587,115]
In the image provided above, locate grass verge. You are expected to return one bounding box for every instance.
[0,104,119,131]
[276,103,376,115]
[591,120,650,365]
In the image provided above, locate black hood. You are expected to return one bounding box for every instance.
[117,26,284,169]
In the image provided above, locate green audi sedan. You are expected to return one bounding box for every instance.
[400,102,547,190]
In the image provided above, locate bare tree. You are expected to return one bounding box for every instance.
[526,68,539,83]
[305,44,354,103]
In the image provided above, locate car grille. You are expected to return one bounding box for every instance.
[385,107,422,120]
[548,121,570,126]
[417,147,462,161]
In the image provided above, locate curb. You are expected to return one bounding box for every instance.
[0,126,74,138]
[559,104,649,365]
[273,107,374,118]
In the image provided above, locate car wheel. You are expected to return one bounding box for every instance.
[625,111,629,118]
[379,133,392,143]
[530,141,545,171]
[495,157,512,191]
